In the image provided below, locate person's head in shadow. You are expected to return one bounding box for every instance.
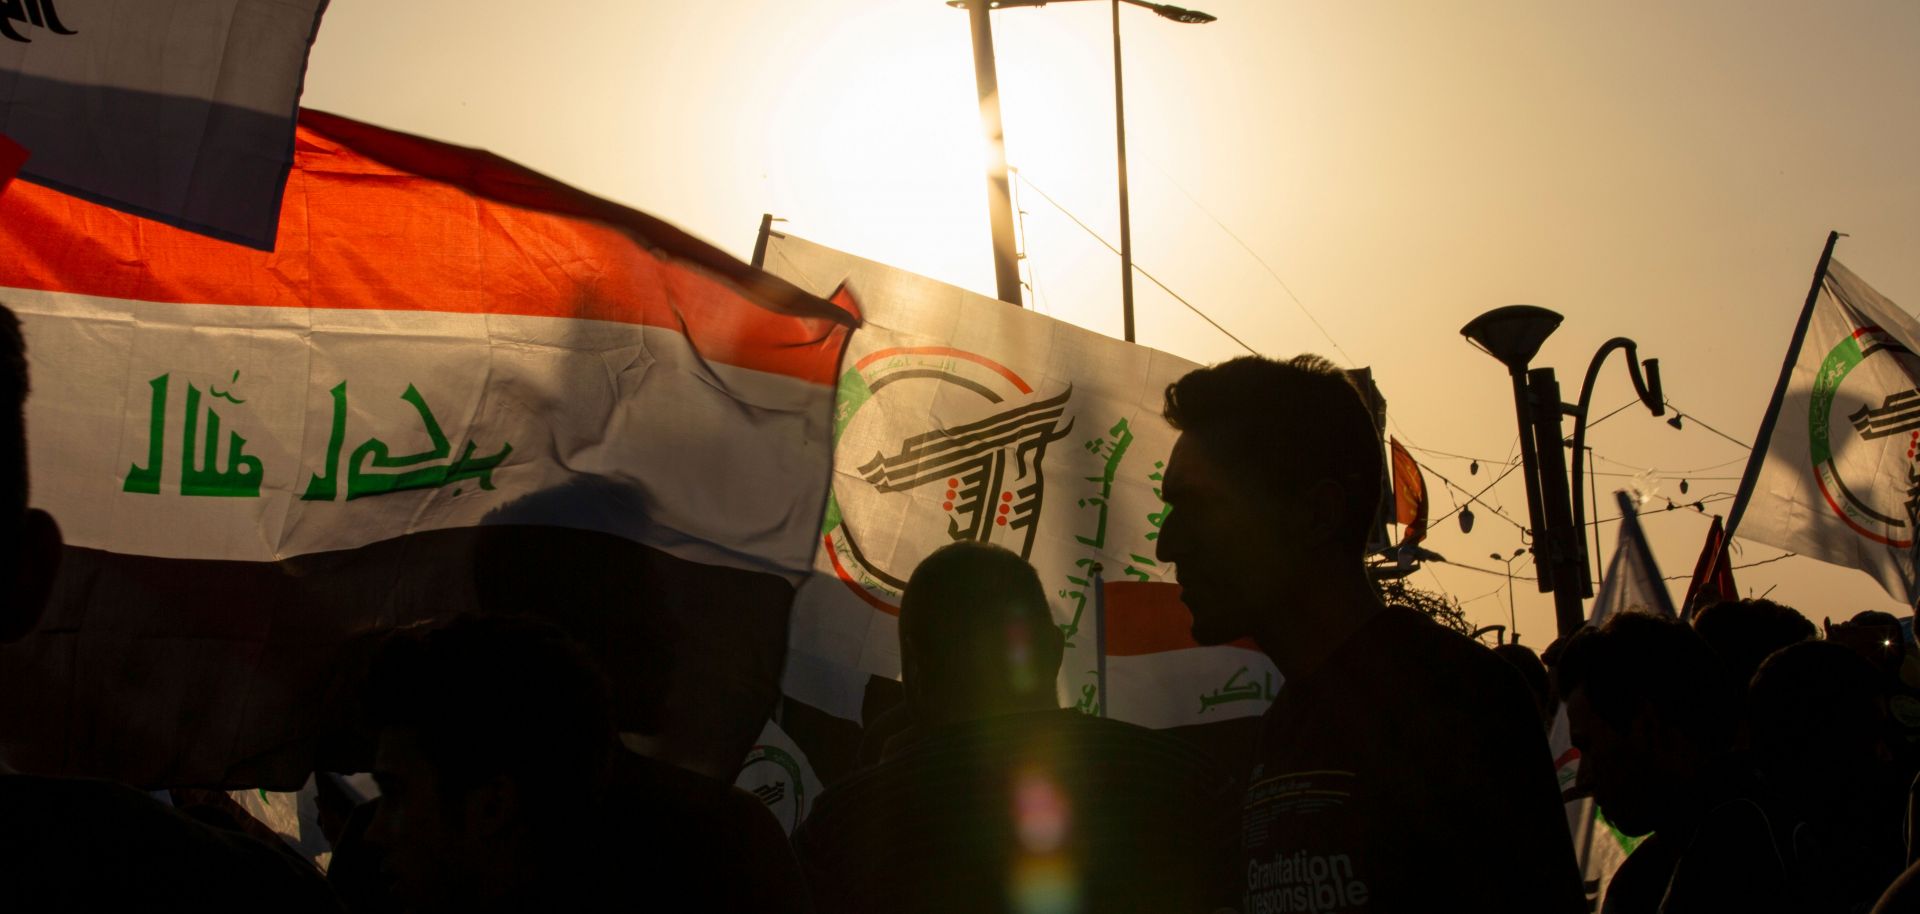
[1692,598,1817,693]
[470,513,677,741]
[899,541,1063,730]
[1154,355,1383,653]
[0,304,62,643]
[365,613,615,913]
[1555,612,1739,838]
[1491,642,1554,730]
[1749,640,1896,823]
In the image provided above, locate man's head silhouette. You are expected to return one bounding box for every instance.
[898,541,1064,728]
[1154,355,1382,649]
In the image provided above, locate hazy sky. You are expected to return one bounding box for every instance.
[304,0,1920,642]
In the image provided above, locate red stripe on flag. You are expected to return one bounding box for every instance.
[1103,581,1259,656]
[0,110,853,386]
[0,133,26,191]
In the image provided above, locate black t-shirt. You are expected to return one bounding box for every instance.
[1240,607,1584,913]
[794,708,1240,914]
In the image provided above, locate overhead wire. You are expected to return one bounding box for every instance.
[1013,171,1260,354]
[1418,460,1529,532]
[1153,163,1361,368]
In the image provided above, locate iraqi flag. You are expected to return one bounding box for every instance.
[0,0,328,249]
[760,230,1278,762]
[1728,237,1920,606]
[0,110,857,788]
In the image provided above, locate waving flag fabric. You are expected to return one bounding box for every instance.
[0,0,328,249]
[1729,247,1920,606]
[0,110,856,787]
[1588,490,1677,627]
[1680,515,1738,619]
[1389,437,1427,549]
[761,230,1277,738]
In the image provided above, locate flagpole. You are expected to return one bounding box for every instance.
[1725,230,1842,540]
[1092,562,1108,717]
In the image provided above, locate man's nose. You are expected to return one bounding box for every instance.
[1154,507,1181,565]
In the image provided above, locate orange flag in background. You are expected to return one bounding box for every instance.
[1390,438,1428,548]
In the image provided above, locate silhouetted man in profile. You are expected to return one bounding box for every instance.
[793,541,1237,913]
[0,304,340,911]
[1556,612,1795,914]
[1154,355,1583,912]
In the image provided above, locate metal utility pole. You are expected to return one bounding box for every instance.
[1110,0,1136,342]
[963,0,1025,307]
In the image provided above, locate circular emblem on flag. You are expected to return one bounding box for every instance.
[737,744,808,834]
[1809,325,1920,547]
[820,347,1072,613]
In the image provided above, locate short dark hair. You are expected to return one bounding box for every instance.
[1554,612,1737,748]
[1691,598,1816,690]
[368,614,614,812]
[0,305,27,523]
[1162,355,1382,551]
[1749,640,1887,776]
[899,541,1062,696]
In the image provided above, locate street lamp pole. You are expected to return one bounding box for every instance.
[948,0,1215,337]
[963,0,1024,307]
[1491,548,1523,644]
[1111,0,1136,342]
[1567,341,1663,596]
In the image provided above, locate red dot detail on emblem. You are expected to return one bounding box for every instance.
[943,502,953,511]
[999,504,1011,515]
[996,516,1008,526]
[1002,492,1013,502]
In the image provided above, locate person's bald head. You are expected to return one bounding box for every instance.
[898,541,1063,726]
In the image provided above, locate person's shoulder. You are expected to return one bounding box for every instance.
[1373,607,1524,685]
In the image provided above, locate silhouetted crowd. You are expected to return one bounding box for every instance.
[5,306,1920,913]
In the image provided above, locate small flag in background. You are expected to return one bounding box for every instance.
[1390,437,1428,549]
[1589,490,1677,627]
[0,0,328,248]
[1681,515,1738,619]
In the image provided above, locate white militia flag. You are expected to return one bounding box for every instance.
[1588,490,1676,626]
[1730,243,1920,606]
[762,231,1278,731]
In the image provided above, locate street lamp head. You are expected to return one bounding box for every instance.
[1461,305,1564,374]
[1147,3,1217,22]
[945,0,1218,21]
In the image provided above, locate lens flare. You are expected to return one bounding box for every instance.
[1010,764,1080,913]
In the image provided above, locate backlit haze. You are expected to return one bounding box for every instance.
[304,0,1920,644]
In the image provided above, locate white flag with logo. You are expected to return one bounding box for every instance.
[762,231,1278,730]
[1730,257,1920,605]
[1588,490,1677,626]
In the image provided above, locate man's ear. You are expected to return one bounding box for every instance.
[463,774,522,839]
[0,508,61,643]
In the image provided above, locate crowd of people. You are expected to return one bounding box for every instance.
[3,303,1920,912]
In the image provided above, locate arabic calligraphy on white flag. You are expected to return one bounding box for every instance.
[761,231,1279,731]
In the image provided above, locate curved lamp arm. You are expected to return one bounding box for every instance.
[1568,339,1664,597]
